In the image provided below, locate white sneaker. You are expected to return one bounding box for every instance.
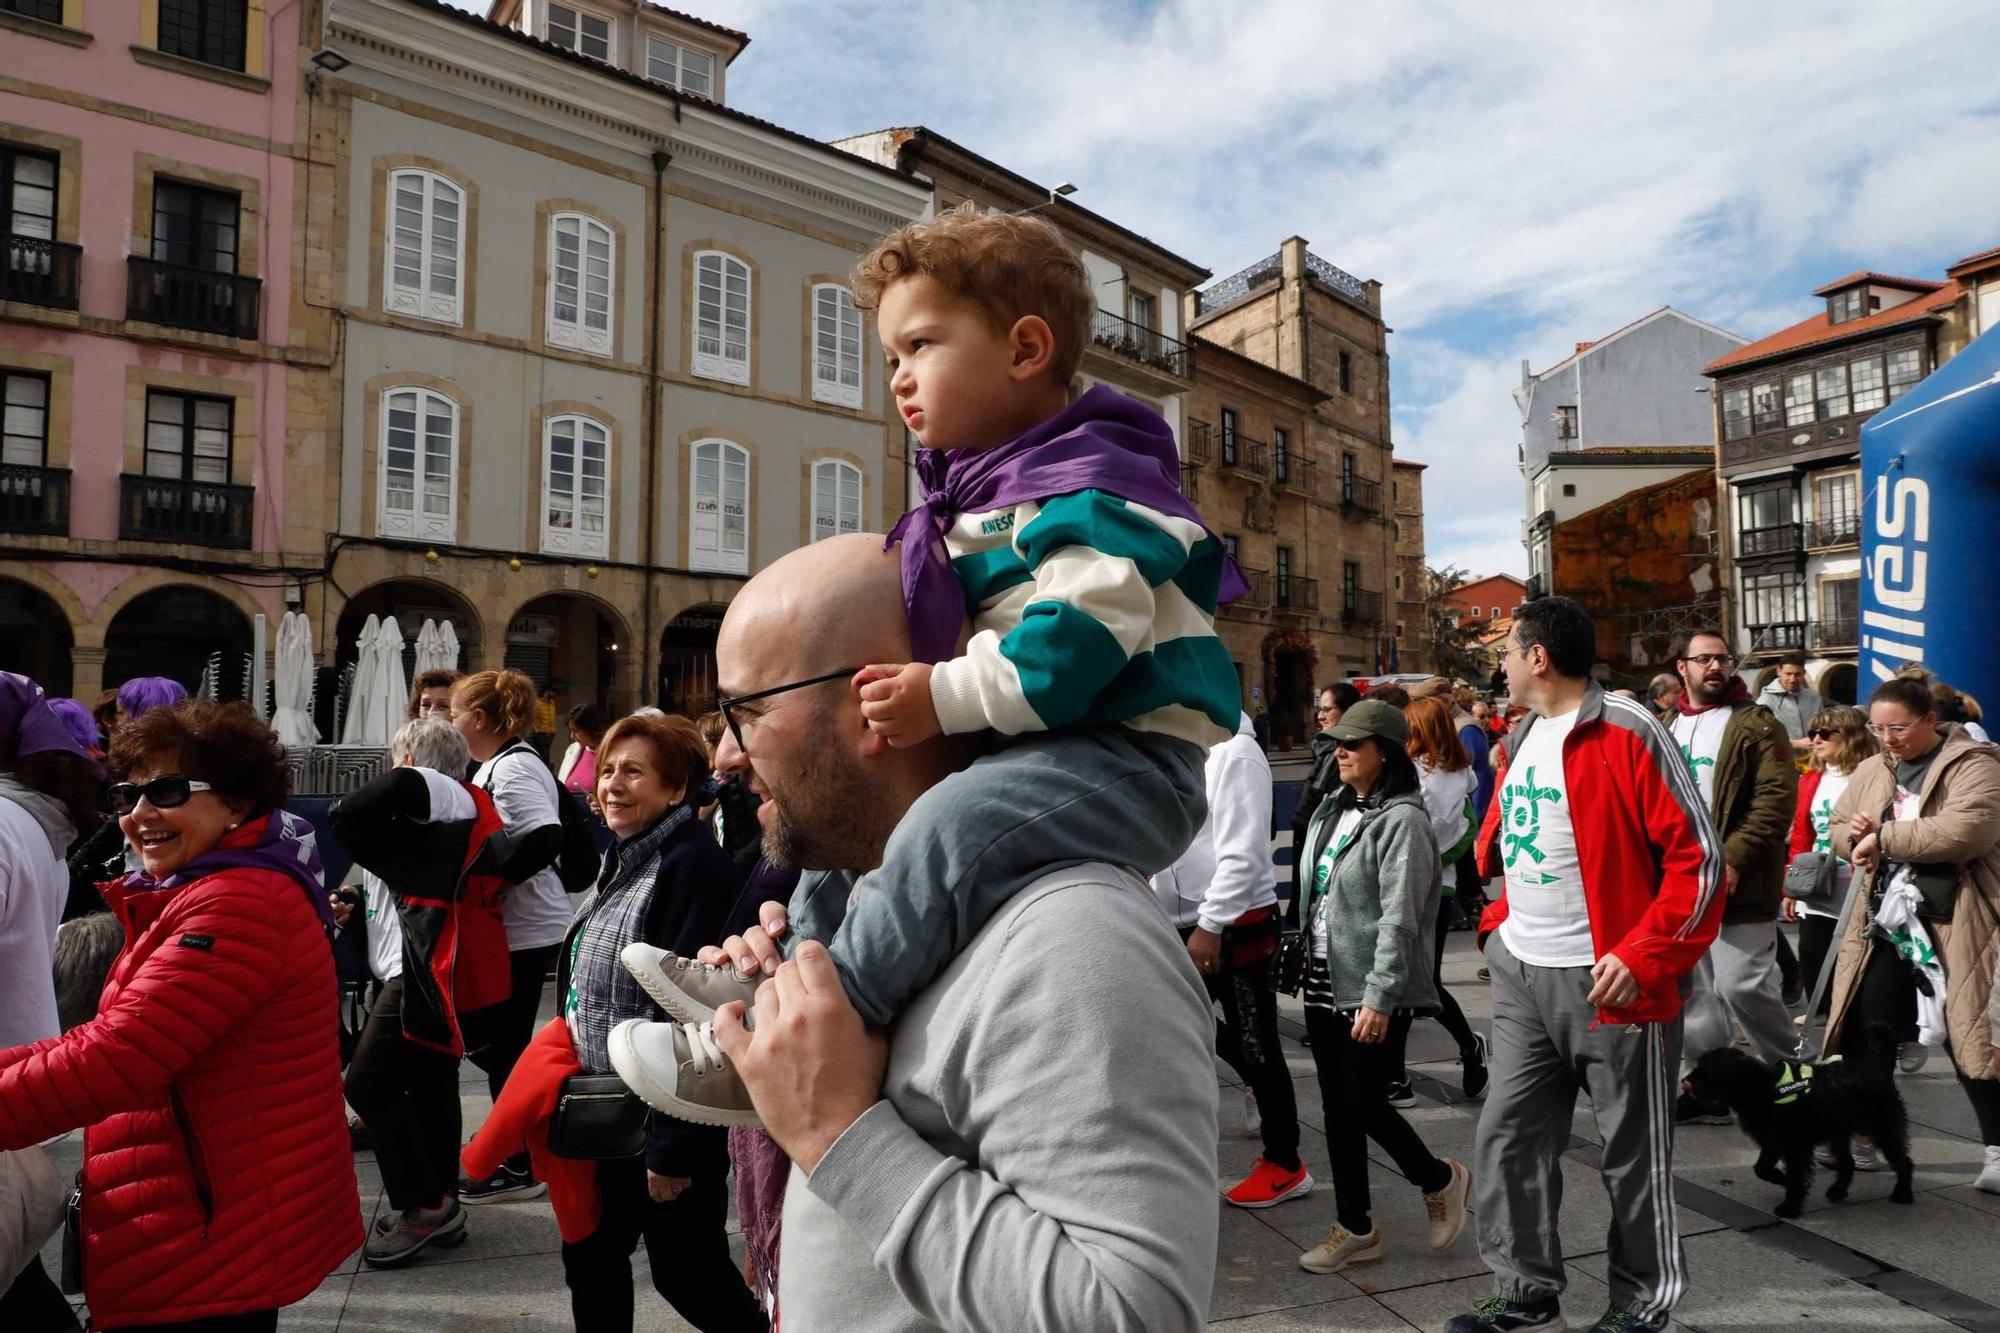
[1977,1145,2000,1195]
[1243,1091,1262,1135]
[1298,1224,1382,1274]
[1424,1159,1471,1249]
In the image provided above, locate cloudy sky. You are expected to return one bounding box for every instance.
[451,0,2000,576]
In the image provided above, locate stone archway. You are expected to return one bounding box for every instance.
[658,603,727,718]
[102,585,253,700]
[505,591,636,727]
[334,578,484,680]
[0,575,77,696]
[1817,661,1858,707]
[1260,629,1320,752]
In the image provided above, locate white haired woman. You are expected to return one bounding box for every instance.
[330,716,517,1267]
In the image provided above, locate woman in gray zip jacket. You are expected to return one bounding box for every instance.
[1291,699,1472,1277]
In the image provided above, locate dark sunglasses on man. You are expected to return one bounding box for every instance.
[109,774,214,816]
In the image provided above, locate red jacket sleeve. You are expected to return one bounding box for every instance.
[0,874,295,1151]
[1475,742,1511,936]
[1607,725,1726,998]
[1789,769,1820,859]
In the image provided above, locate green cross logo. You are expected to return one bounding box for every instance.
[1889,925,1937,970]
[1500,765,1564,884]
[1679,743,1714,784]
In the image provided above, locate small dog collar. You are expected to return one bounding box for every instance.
[1775,1060,1816,1105]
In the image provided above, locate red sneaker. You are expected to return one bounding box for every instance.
[1224,1156,1314,1209]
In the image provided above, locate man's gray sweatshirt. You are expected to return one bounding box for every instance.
[779,863,1220,1332]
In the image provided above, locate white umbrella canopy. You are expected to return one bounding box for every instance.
[340,613,383,745]
[438,620,461,672]
[373,614,409,740]
[413,619,447,676]
[272,612,320,749]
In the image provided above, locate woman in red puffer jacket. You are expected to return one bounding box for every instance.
[0,702,361,1331]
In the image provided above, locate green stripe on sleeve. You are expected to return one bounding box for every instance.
[1170,534,1224,616]
[1016,490,1188,586]
[950,545,1035,606]
[998,599,1132,728]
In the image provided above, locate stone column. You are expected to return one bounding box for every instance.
[71,644,107,704]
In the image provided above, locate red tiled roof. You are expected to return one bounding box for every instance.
[640,1,750,47]
[1704,280,1963,375]
[1809,271,1944,297]
[1948,245,2000,277]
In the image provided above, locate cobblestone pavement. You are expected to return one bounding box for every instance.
[38,930,2000,1331]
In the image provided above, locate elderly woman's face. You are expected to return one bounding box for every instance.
[596,739,686,838]
[117,754,252,880]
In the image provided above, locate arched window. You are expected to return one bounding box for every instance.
[811,284,863,408]
[378,387,457,541]
[384,169,464,325]
[810,459,862,543]
[689,438,749,573]
[692,251,750,384]
[542,414,609,557]
[547,212,614,356]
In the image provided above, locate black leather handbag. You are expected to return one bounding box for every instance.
[547,1073,649,1160]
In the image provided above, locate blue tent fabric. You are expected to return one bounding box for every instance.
[1859,322,2000,711]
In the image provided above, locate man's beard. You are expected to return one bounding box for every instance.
[1687,675,1730,705]
[755,715,897,871]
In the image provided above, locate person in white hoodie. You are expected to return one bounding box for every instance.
[0,672,99,1331]
[1153,713,1311,1210]
[1383,697,1489,1106]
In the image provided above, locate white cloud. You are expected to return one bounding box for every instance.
[450,0,2000,577]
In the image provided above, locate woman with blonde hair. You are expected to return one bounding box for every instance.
[1786,705,1878,1020]
[451,669,576,1201]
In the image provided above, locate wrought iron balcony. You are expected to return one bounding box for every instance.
[1747,620,1807,653]
[1341,474,1383,513]
[1276,455,1319,497]
[1186,419,1213,465]
[1738,523,1804,559]
[2,235,81,310]
[0,464,69,536]
[1179,461,1200,502]
[1809,514,1861,548]
[1089,308,1192,379]
[1276,574,1318,615]
[1221,434,1269,477]
[126,256,261,339]
[1810,616,1858,651]
[1524,573,1546,600]
[119,474,253,548]
[1232,565,1271,610]
[1341,588,1384,625]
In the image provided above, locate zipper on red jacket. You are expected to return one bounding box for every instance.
[169,1087,214,1234]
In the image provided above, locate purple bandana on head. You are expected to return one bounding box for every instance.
[884,386,1251,664]
[0,671,101,771]
[126,808,334,934]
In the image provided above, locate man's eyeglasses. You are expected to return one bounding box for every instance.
[1679,653,1735,669]
[1867,722,1922,738]
[717,668,863,754]
[110,774,214,815]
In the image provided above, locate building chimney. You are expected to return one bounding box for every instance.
[1363,278,1382,313]
[1280,236,1309,286]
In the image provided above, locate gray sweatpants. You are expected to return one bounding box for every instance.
[1474,932,1687,1321]
[785,727,1207,1028]
[1681,919,1814,1071]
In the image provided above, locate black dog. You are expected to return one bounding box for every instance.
[1686,1047,1915,1219]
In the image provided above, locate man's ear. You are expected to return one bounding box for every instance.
[1006,315,1056,382]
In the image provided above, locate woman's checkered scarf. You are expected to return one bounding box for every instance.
[565,803,693,1072]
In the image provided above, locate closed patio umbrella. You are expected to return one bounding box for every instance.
[272,611,320,750]
[340,613,383,746]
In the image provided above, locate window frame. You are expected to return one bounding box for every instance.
[809,458,863,544]
[1848,354,1887,415]
[692,250,751,386]
[1827,288,1862,324]
[1814,364,1850,420]
[1337,350,1353,395]
[1555,404,1578,439]
[1,0,67,23]
[1127,290,1155,331]
[1272,426,1290,484]
[1886,346,1923,400]
[645,33,714,97]
[143,388,232,483]
[545,1,613,62]
[546,211,615,357]
[1,146,58,242]
[1783,371,1815,428]
[1219,407,1238,466]
[541,412,610,557]
[1275,545,1292,601]
[376,385,458,543]
[688,438,749,574]
[1,368,51,468]
[810,283,863,409]
[151,178,239,274]
[1721,386,1751,440]
[1742,566,1806,630]
[156,0,249,73]
[1750,380,1782,433]
[383,168,464,326]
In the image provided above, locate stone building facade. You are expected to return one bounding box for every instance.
[1391,459,1430,671]
[1185,237,1402,745]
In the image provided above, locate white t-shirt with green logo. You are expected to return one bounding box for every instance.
[1495,707,1595,967]
[1669,706,1730,809]
[1802,766,1852,921]
[1308,806,1364,960]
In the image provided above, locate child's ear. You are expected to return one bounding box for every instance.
[1007,315,1056,382]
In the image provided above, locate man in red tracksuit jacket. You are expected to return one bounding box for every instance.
[1445,597,1725,1333]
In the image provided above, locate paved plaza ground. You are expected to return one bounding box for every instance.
[39,929,2000,1331]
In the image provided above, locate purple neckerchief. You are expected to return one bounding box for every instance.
[124,809,334,933]
[884,385,1251,664]
[0,671,99,769]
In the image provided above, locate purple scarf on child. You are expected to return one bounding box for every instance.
[884,385,1250,664]
[123,809,334,933]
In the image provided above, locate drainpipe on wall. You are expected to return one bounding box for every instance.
[641,148,671,710]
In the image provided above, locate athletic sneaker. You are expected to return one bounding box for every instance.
[363,1199,467,1268]
[1814,1137,1879,1171]
[622,942,762,1023]
[1297,1223,1381,1274]
[1977,1145,2000,1194]
[1673,1089,1732,1126]
[1463,1032,1491,1100]
[1443,1295,1567,1331]
[1897,1042,1931,1074]
[458,1159,546,1204]
[608,1017,760,1127]
[1585,1304,1669,1331]
[1243,1090,1262,1135]
[1224,1156,1313,1208]
[1385,1078,1417,1109]
[1425,1159,1472,1249]
[1478,966,1491,982]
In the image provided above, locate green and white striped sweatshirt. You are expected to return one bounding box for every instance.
[929,488,1239,750]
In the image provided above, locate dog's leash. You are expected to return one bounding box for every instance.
[1796,857,1873,1060]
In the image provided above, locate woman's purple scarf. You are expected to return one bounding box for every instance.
[884,386,1250,664]
[123,809,334,933]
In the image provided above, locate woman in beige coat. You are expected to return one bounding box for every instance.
[1828,677,2000,1193]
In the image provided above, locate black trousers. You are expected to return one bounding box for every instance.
[1388,918,1478,1081]
[1203,945,1302,1172]
[561,1158,767,1333]
[343,977,463,1212]
[467,944,561,1103]
[1774,925,1800,988]
[1796,912,1838,1016]
[1306,1005,1451,1234]
[122,1312,278,1332]
[0,1254,79,1332]
[1841,941,2000,1145]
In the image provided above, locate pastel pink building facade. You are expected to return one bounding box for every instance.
[1,0,311,702]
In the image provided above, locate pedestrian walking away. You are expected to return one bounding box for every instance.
[1446,597,1724,1333]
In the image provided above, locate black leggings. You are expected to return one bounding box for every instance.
[1307,1005,1452,1234]
[562,1158,767,1332]
[1389,919,1478,1081]
[344,977,463,1212]
[1796,912,1838,1015]
[1841,942,2000,1146]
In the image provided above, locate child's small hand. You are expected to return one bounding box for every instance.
[855,662,941,747]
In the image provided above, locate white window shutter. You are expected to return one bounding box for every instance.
[542,415,610,557]
[689,439,749,573]
[379,388,457,542]
[548,214,614,357]
[385,171,462,326]
[693,253,751,385]
[811,285,863,409]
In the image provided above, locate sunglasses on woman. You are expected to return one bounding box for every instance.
[1807,729,1836,740]
[110,774,215,816]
